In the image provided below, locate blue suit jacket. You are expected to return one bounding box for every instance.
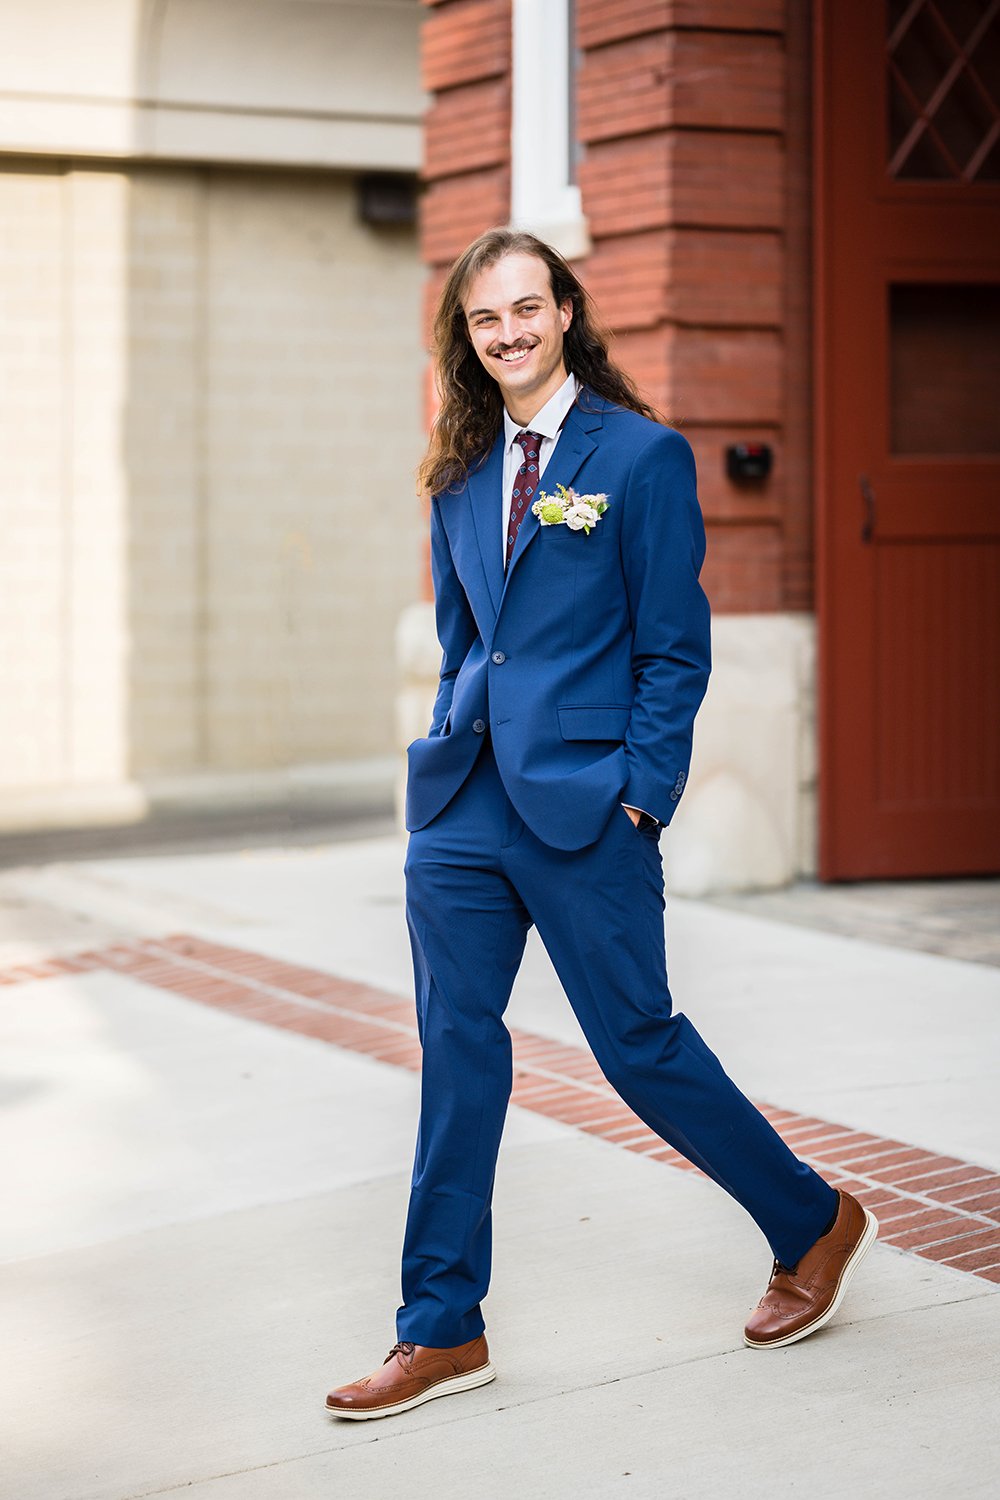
[404,385,712,851]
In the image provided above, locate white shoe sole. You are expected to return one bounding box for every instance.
[744,1208,879,1350]
[326,1360,497,1420]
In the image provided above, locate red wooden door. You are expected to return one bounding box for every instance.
[815,0,1000,879]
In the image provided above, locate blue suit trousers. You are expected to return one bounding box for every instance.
[397,733,837,1348]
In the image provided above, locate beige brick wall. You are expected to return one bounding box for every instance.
[0,0,424,171]
[0,166,68,789]
[0,161,424,819]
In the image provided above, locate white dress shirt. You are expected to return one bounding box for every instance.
[501,370,581,551]
[499,370,657,828]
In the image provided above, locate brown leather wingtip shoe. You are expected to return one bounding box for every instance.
[325,1335,496,1420]
[744,1190,878,1350]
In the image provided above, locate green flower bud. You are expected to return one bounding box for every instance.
[540,502,564,524]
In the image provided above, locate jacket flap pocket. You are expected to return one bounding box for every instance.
[557,705,631,742]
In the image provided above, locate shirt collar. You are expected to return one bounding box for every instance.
[503,370,580,449]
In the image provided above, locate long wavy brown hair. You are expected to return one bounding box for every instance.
[418,228,664,497]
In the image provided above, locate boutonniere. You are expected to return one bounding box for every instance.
[531,483,610,535]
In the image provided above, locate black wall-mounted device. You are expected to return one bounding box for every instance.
[725,442,773,482]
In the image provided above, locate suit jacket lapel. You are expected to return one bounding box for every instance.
[467,429,505,619]
[500,391,603,599]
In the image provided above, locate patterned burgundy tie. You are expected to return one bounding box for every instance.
[506,429,542,570]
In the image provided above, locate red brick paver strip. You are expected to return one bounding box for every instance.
[7,933,1000,1289]
[938,1176,1000,1201]
[940,1246,1000,1272]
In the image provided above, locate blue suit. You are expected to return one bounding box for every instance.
[405,390,709,847]
[398,387,835,1347]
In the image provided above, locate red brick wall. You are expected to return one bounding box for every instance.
[419,0,813,614]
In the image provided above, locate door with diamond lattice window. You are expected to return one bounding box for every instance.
[815,0,1000,879]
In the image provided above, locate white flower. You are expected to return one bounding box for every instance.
[531,484,610,534]
[565,502,599,530]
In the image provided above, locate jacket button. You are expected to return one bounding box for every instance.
[491,650,506,664]
[473,718,486,733]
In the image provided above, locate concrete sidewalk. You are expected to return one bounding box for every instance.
[2,833,999,1499]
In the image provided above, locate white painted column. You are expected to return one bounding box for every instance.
[510,0,590,260]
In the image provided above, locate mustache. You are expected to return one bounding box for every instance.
[490,339,537,356]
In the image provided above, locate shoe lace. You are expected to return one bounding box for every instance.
[772,1257,798,1279]
[384,1340,415,1363]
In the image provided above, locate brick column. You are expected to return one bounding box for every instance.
[408,0,819,888]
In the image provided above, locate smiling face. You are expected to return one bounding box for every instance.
[461,252,574,425]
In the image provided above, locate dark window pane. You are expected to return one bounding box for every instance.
[890,283,1000,454]
[887,2,1000,181]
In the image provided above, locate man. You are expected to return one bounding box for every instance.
[326,229,877,1421]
